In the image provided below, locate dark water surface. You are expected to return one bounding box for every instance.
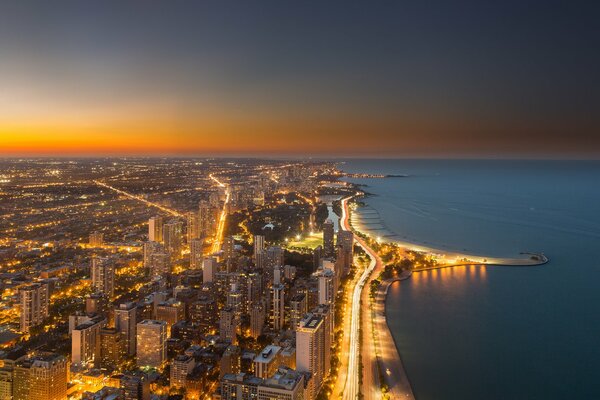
[343,159,600,399]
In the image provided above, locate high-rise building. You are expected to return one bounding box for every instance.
[171,354,195,389]
[190,238,203,269]
[149,252,170,277]
[219,345,241,379]
[289,294,307,331]
[336,230,354,276]
[136,320,167,368]
[271,284,285,331]
[222,236,236,271]
[120,371,150,400]
[155,299,185,335]
[13,352,67,400]
[91,257,115,299]
[89,231,104,247]
[100,328,126,368]
[312,304,333,379]
[250,302,266,338]
[143,241,163,269]
[253,235,265,262]
[316,268,335,306]
[19,282,49,333]
[258,367,305,400]
[323,219,335,257]
[190,296,218,335]
[202,257,217,283]
[253,345,282,379]
[296,314,325,399]
[71,314,106,369]
[85,292,110,316]
[219,306,240,345]
[148,216,164,242]
[114,302,137,356]
[163,220,183,257]
[186,211,201,244]
[198,201,212,238]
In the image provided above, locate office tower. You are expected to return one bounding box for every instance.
[136,320,167,368]
[219,345,241,379]
[85,292,109,316]
[336,230,354,276]
[253,235,265,262]
[258,367,305,400]
[323,219,335,257]
[89,231,104,247]
[163,220,183,257]
[155,299,185,335]
[100,328,126,368]
[312,304,333,379]
[271,284,285,331]
[19,282,49,333]
[316,268,335,306]
[120,371,150,400]
[171,354,195,389]
[202,257,217,283]
[186,211,201,244]
[13,353,67,400]
[190,238,203,269]
[296,314,325,400]
[219,306,240,345]
[71,314,106,369]
[91,257,115,299]
[114,302,137,356]
[143,241,163,269]
[254,345,282,379]
[289,294,307,330]
[148,216,164,242]
[250,302,266,338]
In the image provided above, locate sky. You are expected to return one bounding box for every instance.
[0,1,599,158]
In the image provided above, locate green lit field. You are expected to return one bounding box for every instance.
[285,232,323,250]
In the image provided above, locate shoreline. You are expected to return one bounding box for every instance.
[341,195,548,399]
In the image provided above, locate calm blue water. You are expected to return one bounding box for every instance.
[343,159,600,399]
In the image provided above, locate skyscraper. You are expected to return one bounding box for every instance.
[253,234,265,262]
[296,314,325,400]
[202,257,217,283]
[219,306,240,345]
[115,302,137,356]
[271,284,285,331]
[186,211,201,244]
[323,219,335,257]
[163,220,183,257]
[13,353,67,400]
[136,320,167,368]
[148,216,164,242]
[91,257,115,299]
[71,314,106,369]
[19,282,49,333]
[190,238,203,269]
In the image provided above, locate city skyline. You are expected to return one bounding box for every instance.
[1,1,599,158]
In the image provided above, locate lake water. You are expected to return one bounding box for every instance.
[343,159,600,399]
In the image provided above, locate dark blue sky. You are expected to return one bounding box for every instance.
[1,1,599,156]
